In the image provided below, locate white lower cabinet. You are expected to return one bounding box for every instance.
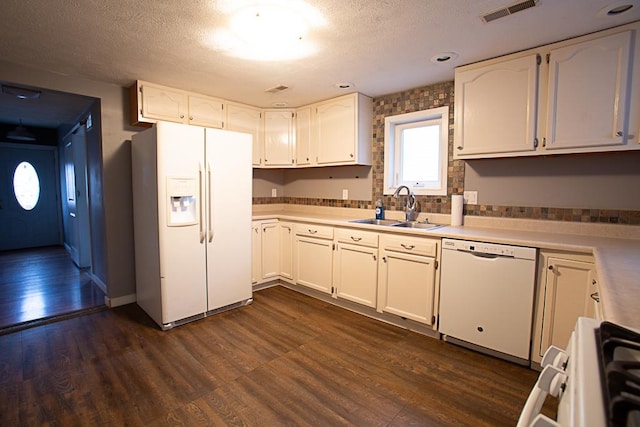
[333,228,379,308]
[251,220,280,286]
[531,251,598,363]
[377,235,439,327]
[293,223,334,294]
[279,222,293,281]
[251,221,261,285]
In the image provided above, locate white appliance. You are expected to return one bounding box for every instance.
[439,238,537,362]
[518,317,640,427]
[132,121,252,329]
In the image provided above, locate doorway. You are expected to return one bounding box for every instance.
[0,82,105,332]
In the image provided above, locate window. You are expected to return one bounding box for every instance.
[13,161,41,210]
[383,106,449,196]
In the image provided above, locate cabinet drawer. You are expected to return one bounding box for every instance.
[335,228,378,247]
[294,223,333,239]
[380,235,437,257]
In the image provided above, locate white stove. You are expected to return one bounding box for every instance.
[518,317,640,427]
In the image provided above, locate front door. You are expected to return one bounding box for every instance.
[0,143,61,251]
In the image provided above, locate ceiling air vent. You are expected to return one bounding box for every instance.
[482,0,538,23]
[265,85,289,94]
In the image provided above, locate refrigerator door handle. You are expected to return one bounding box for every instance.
[208,162,213,242]
[199,163,205,243]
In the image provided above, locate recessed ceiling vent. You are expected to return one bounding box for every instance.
[265,85,289,94]
[481,0,538,23]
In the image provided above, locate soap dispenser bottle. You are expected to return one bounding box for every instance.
[375,198,385,220]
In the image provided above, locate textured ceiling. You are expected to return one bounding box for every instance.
[0,0,639,128]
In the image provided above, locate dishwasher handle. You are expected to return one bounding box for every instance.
[456,249,513,259]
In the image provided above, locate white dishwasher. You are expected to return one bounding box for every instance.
[439,238,537,363]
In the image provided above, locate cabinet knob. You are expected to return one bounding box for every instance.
[180,114,185,119]
[350,153,354,158]
[548,265,554,271]
[616,131,623,137]
[189,116,194,120]
[382,256,387,263]
[590,292,600,303]
[592,279,597,285]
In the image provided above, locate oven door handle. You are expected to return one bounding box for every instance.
[516,365,566,427]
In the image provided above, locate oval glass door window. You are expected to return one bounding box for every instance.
[13,161,40,210]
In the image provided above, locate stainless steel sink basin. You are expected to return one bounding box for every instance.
[390,222,442,230]
[349,218,401,226]
[349,218,442,230]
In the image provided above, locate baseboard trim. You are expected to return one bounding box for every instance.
[105,293,137,308]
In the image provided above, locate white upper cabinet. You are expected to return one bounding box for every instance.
[187,94,225,129]
[454,23,640,159]
[295,106,313,166]
[263,110,295,168]
[454,54,539,157]
[226,103,263,167]
[131,81,224,129]
[313,93,373,166]
[544,31,631,151]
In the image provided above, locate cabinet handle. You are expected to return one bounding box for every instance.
[456,146,463,150]
[308,229,317,234]
[401,243,415,250]
[382,256,387,263]
[373,255,377,261]
[590,292,600,303]
[350,236,362,242]
[592,279,597,286]
[291,159,294,164]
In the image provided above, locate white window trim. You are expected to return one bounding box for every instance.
[383,106,449,196]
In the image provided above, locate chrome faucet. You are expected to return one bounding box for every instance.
[392,185,419,221]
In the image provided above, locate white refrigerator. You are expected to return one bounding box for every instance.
[131,121,252,329]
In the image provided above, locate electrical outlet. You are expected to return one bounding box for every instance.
[342,189,348,200]
[271,188,277,197]
[463,190,478,205]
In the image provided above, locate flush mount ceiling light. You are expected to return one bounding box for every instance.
[335,82,355,90]
[430,52,459,64]
[1,84,41,99]
[598,1,634,17]
[7,119,36,141]
[206,0,327,61]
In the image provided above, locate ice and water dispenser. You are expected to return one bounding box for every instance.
[166,177,198,226]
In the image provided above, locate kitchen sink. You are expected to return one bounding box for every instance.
[349,218,401,226]
[349,218,442,230]
[390,222,443,230]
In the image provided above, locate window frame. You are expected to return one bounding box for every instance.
[383,106,449,196]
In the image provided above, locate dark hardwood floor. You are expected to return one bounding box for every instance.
[0,246,106,332]
[0,285,556,426]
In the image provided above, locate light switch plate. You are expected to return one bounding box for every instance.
[342,189,348,200]
[463,190,478,205]
[271,188,277,197]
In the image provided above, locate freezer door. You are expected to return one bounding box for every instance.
[205,128,253,310]
[156,122,208,323]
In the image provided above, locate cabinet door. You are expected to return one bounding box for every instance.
[454,54,538,158]
[295,107,312,166]
[545,31,632,150]
[333,243,378,308]
[264,111,294,167]
[188,95,224,128]
[539,257,597,354]
[315,96,356,164]
[261,222,280,281]
[279,222,293,280]
[377,250,436,325]
[294,235,333,294]
[140,83,188,124]
[251,223,261,284]
[227,104,263,167]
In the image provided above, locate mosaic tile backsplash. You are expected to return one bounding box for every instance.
[253,82,640,226]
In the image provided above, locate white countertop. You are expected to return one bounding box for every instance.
[253,206,640,329]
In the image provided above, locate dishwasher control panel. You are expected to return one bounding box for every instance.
[442,238,536,260]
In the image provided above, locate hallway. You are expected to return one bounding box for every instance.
[0,246,105,333]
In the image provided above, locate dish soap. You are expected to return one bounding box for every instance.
[375,198,385,220]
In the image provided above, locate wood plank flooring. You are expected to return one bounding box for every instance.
[0,246,106,331]
[0,285,555,426]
